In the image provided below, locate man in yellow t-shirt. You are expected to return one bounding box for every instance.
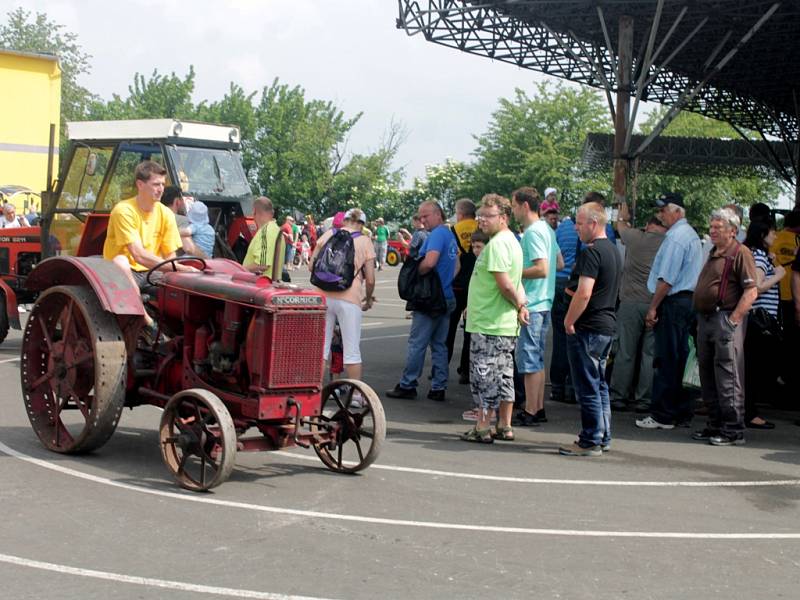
[452,198,478,254]
[770,216,800,301]
[242,196,285,280]
[448,198,478,382]
[103,161,191,286]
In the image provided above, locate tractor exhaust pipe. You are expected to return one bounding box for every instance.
[41,123,57,259]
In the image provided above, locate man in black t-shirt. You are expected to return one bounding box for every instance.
[559,202,622,457]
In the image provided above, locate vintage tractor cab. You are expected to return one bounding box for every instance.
[42,119,257,262]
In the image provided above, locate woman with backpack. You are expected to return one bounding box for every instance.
[310,208,376,384]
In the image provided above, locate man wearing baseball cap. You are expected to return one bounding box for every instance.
[636,192,704,430]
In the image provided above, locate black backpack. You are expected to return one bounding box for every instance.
[311,229,362,291]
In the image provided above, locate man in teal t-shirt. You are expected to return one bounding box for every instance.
[373,217,389,270]
[462,194,528,444]
[511,187,561,428]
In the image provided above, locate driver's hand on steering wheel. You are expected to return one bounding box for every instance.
[176,264,201,273]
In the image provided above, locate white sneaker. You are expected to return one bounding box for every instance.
[348,392,366,410]
[635,416,674,430]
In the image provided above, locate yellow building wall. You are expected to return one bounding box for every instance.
[0,50,61,208]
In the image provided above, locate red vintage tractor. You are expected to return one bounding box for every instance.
[386,239,408,267]
[22,256,385,490]
[19,119,386,491]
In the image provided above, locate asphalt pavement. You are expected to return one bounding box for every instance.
[1,265,799,599]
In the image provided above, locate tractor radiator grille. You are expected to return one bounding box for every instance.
[264,310,326,388]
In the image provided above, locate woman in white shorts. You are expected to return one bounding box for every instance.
[310,208,376,381]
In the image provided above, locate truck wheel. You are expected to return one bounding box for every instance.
[21,286,127,454]
[0,293,8,345]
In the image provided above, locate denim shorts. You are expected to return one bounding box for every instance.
[515,310,551,374]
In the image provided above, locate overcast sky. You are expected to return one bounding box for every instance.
[9,0,578,185]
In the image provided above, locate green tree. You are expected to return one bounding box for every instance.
[328,120,407,220]
[466,81,612,209]
[195,83,258,180]
[88,68,197,120]
[405,159,470,217]
[249,79,362,216]
[0,7,97,145]
[632,109,785,228]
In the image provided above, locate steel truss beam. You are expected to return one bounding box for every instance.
[397,0,799,147]
[582,132,793,180]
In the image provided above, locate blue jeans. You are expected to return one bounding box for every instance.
[399,298,456,391]
[567,330,613,447]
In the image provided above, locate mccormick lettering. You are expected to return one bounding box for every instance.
[272,295,323,306]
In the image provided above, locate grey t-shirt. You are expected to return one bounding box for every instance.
[175,214,190,229]
[619,228,665,304]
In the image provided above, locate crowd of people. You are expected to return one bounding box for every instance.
[296,187,799,457]
[100,159,800,457]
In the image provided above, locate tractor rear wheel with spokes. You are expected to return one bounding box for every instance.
[21,285,127,454]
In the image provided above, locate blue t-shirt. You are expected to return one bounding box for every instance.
[556,217,578,279]
[556,217,616,279]
[420,224,458,299]
[522,219,559,311]
[188,222,215,257]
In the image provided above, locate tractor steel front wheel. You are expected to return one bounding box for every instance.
[314,379,386,474]
[159,389,237,491]
[21,286,127,454]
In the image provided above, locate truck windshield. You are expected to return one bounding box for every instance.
[167,146,251,198]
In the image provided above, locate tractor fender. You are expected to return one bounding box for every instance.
[25,256,145,316]
[0,278,21,330]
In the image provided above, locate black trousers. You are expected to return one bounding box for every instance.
[650,293,695,424]
[446,285,470,374]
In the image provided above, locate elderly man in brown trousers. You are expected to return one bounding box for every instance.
[691,207,758,446]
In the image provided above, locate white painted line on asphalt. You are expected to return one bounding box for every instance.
[360,322,385,328]
[1,441,799,539]
[361,333,409,341]
[276,451,800,488]
[0,357,20,364]
[0,552,336,600]
[372,301,406,307]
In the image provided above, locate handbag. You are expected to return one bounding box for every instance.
[748,306,783,341]
[397,257,447,315]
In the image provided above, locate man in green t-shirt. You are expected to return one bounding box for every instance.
[461,194,529,444]
[373,217,389,270]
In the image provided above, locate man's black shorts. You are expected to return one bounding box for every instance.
[131,269,163,290]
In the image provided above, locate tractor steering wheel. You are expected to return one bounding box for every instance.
[145,256,207,286]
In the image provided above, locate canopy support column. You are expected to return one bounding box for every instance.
[613,16,633,205]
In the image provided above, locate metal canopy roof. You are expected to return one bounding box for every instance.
[582,132,793,178]
[397,1,800,141]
